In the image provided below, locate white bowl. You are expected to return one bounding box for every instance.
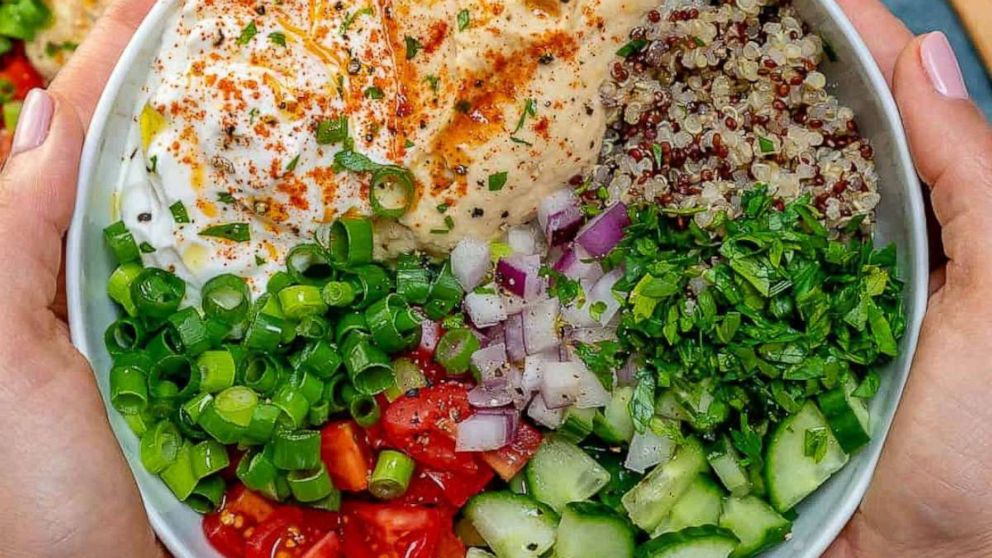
[67,1,929,556]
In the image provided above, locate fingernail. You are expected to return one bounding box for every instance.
[921,32,969,100]
[10,89,54,157]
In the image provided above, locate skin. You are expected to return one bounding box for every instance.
[0,0,987,557]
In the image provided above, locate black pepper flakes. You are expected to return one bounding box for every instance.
[471,208,484,218]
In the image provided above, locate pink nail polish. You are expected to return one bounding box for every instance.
[920,32,970,100]
[10,88,54,157]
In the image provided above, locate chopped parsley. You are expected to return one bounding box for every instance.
[436,203,449,213]
[364,86,384,99]
[431,215,456,235]
[200,223,250,242]
[616,39,647,58]
[652,143,663,167]
[139,242,156,254]
[340,7,374,35]
[457,9,471,31]
[758,136,776,154]
[488,171,508,192]
[455,100,472,114]
[268,32,287,47]
[45,41,78,57]
[513,98,537,134]
[237,21,258,46]
[217,192,236,204]
[424,74,440,93]
[804,427,829,463]
[255,255,266,266]
[404,36,423,59]
[541,265,583,307]
[589,300,608,322]
[509,136,533,147]
[146,155,158,174]
[574,340,624,390]
[316,117,349,145]
[169,201,190,224]
[284,154,301,173]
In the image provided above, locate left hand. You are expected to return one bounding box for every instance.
[0,1,162,556]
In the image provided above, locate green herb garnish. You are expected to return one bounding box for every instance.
[200,223,250,242]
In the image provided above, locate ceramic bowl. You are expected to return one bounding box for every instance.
[67,1,929,556]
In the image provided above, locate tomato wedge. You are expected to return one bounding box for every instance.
[320,421,373,491]
[203,485,277,558]
[0,50,43,104]
[341,502,443,558]
[480,420,543,481]
[302,531,342,558]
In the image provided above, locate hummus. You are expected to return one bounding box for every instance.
[27,0,111,81]
[120,0,654,292]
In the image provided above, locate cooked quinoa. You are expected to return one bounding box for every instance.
[583,0,880,235]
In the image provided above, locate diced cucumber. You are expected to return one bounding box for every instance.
[527,437,610,512]
[622,437,708,531]
[553,501,636,558]
[636,526,739,558]
[652,475,724,537]
[509,472,529,495]
[465,491,558,558]
[456,516,488,547]
[747,465,766,498]
[719,495,792,558]
[766,401,849,512]
[818,378,871,453]
[560,407,596,444]
[584,445,643,514]
[594,386,635,443]
[655,390,689,421]
[707,436,751,497]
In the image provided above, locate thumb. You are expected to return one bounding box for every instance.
[0,89,85,311]
[892,32,992,274]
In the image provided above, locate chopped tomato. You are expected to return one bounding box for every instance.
[402,346,457,386]
[341,502,443,558]
[245,506,339,558]
[481,421,543,481]
[221,447,246,481]
[423,467,495,508]
[203,486,277,558]
[320,421,373,491]
[382,382,482,474]
[302,531,342,558]
[0,50,44,105]
[438,528,467,558]
[401,470,450,508]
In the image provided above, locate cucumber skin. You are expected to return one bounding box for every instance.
[465,491,559,558]
[818,388,870,453]
[718,496,792,558]
[635,526,739,558]
[765,401,849,513]
[526,437,610,512]
[652,475,724,537]
[594,386,636,444]
[554,502,635,558]
[622,437,708,531]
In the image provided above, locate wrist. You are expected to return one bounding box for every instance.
[833,511,992,558]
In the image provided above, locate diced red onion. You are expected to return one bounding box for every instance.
[503,313,526,363]
[553,245,604,283]
[482,323,505,348]
[468,380,514,408]
[587,268,624,326]
[575,202,630,258]
[617,355,639,387]
[574,361,612,409]
[538,189,579,231]
[451,238,491,292]
[624,429,676,473]
[463,289,508,328]
[508,226,538,255]
[522,356,546,393]
[506,365,532,410]
[471,343,507,381]
[523,298,560,355]
[496,254,543,300]
[567,325,618,344]
[539,361,583,409]
[456,412,514,452]
[501,293,529,315]
[527,394,565,429]
[545,207,585,246]
[419,320,442,353]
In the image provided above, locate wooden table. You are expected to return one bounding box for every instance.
[949,0,992,71]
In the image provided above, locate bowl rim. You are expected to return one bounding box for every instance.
[66,1,929,557]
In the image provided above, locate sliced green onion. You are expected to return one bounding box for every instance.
[370,450,415,499]
[324,374,351,413]
[342,333,394,395]
[308,400,331,426]
[205,318,234,346]
[175,404,209,442]
[267,271,295,295]
[272,429,321,470]
[108,262,144,316]
[196,350,237,393]
[272,386,310,428]
[105,317,146,356]
[244,403,281,444]
[122,410,155,437]
[309,490,342,511]
[321,280,356,308]
[278,285,328,319]
[237,450,279,491]
[187,475,226,513]
[197,402,246,444]
[349,265,391,309]
[167,307,211,356]
[130,268,186,319]
[110,355,150,413]
[290,340,342,379]
[242,354,282,396]
[139,420,182,473]
[214,386,259,427]
[296,315,331,339]
[286,244,334,286]
[244,312,288,352]
[147,384,180,418]
[191,439,231,479]
[181,392,214,424]
[289,369,325,405]
[104,221,141,264]
[288,464,335,502]
[424,262,463,320]
[385,357,427,402]
[327,217,373,267]
[396,254,431,304]
[334,312,368,344]
[369,166,414,218]
[150,354,200,399]
[349,394,381,427]
[202,274,251,324]
[435,328,480,375]
[366,294,421,353]
[144,328,182,363]
[160,442,198,500]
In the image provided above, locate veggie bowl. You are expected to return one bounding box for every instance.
[68,0,927,557]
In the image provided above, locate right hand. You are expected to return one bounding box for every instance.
[825,2,992,557]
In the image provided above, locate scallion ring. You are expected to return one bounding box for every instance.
[369,166,414,219]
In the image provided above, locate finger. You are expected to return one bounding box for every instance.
[49,0,156,125]
[836,0,914,85]
[890,33,992,272]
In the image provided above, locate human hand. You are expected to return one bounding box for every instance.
[0,1,162,557]
[824,2,992,558]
